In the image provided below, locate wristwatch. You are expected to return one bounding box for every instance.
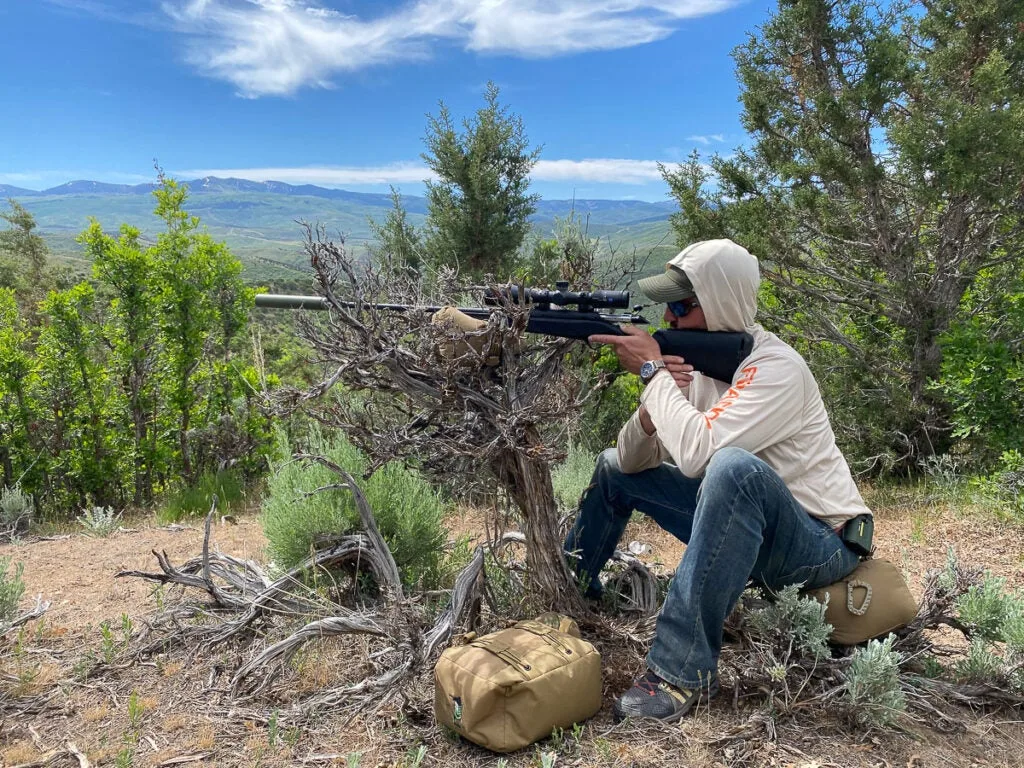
[639,358,667,384]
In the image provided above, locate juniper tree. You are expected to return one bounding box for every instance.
[422,82,541,280]
[665,0,1024,469]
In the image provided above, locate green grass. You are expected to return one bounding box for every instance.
[158,469,248,523]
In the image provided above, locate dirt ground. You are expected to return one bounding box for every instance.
[2,499,1023,767]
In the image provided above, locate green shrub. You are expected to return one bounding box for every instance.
[957,573,1012,642]
[551,444,596,512]
[844,635,906,728]
[0,484,34,536]
[970,450,1024,521]
[261,429,449,590]
[1003,605,1024,655]
[0,555,25,622]
[159,469,246,523]
[748,584,832,662]
[578,349,643,452]
[954,639,1006,685]
[78,505,122,537]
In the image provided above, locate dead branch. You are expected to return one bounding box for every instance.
[230,613,388,699]
[268,227,626,613]
[1,595,50,635]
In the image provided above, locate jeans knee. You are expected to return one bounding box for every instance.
[706,447,762,487]
[586,448,631,517]
[596,446,619,469]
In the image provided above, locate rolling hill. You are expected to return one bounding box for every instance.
[3,177,678,279]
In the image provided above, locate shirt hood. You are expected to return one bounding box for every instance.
[668,239,760,332]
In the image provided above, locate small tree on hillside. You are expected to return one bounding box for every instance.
[367,187,425,275]
[151,177,254,480]
[422,82,541,280]
[665,0,1024,470]
[0,200,50,308]
[80,222,162,504]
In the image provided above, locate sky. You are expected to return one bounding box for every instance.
[0,0,777,202]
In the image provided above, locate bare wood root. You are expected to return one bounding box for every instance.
[201,533,400,646]
[119,492,491,717]
[1,595,51,635]
[422,545,485,659]
[230,613,388,698]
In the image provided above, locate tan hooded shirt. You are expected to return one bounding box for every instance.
[618,239,872,529]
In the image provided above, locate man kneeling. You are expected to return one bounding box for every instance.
[567,239,872,722]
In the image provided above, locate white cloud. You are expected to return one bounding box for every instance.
[684,134,725,145]
[160,0,737,97]
[180,157,666,186]
[534,158,663,184]
[178,162,435,185]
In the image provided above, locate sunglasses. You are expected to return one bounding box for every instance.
[667,298,700,317]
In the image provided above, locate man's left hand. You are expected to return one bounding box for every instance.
[588,325,663,375]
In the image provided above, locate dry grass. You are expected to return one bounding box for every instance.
[192,722,218,751]
[0,740,40,766]
[1,497,1023,767]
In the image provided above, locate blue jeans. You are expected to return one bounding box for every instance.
[564,447,860,690]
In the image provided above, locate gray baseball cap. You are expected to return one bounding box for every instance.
[637,265,696,303]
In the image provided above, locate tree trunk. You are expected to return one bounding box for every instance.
[493,430,587,617]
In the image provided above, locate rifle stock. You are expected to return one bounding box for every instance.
[254,293,754,383]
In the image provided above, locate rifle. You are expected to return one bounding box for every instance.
[254,283,753,383]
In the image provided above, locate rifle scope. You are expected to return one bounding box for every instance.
[484,282,630,312]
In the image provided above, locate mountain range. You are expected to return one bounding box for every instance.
[2,177,678,278]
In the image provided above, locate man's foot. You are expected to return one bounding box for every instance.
[612,670,719,723]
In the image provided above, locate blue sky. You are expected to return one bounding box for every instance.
[0,0,775,202]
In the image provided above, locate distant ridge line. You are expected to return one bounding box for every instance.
[0,176,676,211]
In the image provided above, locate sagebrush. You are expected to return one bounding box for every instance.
[261,428,451,589]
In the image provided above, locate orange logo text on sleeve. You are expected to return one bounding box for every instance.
[704,366,758,428]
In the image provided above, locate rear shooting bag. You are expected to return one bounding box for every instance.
[803,558,918,645]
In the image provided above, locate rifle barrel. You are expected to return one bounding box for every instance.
[255,294,329,310]
[253,293,644,325]
[255,293,493,318]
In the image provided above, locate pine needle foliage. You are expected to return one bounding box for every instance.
[844,635,906,728]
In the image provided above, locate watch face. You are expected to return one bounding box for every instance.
[640,361,656,381]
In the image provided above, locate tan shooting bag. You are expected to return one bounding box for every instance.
[431,306,502,367]
[803,558,918,645]
[434,615,602,752]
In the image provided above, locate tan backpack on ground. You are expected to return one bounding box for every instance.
[434,616,602,753]
[803,558,919,645]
